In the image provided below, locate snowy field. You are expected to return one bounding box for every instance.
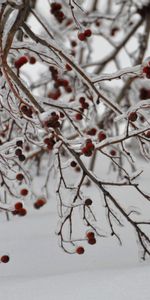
[0,159,150,300]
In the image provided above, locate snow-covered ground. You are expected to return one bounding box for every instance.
[0,161,150,300]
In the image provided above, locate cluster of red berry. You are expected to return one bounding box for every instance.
[44,112,60,129]
[14,56,36,69]
[76,231,96,255]
[48,66,72,100]
[50,2,65,23]
[82,139,95,157]
[44,134,56,150]
[78,29,92,41]
[12,202,27,216]
[15,140,26,162]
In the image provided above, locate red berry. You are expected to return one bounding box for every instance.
[20,188,28,196]
[75,113,83,120]
[18,208,27,216]
[78,32,86,41]
[84,29,92,37]
[15,56,28,69]
[34,198,46,209]
[88,238,96,245]
[86,231,95,239]
[1,255,9,263]
[76,246,85,254]
[16,173,24,181]
[98,131,106,141]
[14,202,23,210]
[128,112,137,122]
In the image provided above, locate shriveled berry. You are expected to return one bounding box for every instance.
[85,198,92,206]
[18,154,26,162]
[16,140,23,148]
[70,160,77,168]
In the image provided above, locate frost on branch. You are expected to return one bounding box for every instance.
[0,0,150,260]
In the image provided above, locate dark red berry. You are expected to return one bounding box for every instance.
[18,208,27,216]
[65,64,72,71]
[84,29,92,37]
[75,113,83,120]
[1,255,10,263]
[33,198,46,209]
[15,148,22,156]
[110,149,116,156]
[15,56,28,69]
[14,202,23,210]
[128,112,137,122]
[98,131,106,141]
[16,173,24,181]
[78,32,86,41]
[86,231,95,239]
[20,188,28,196]
[29,56,36,64]
[76,246,85,254]
[88,238,96,245]
[16,140,23,148]
[85,198,92,206]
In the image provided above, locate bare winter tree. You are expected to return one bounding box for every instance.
[0,0,150,261]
